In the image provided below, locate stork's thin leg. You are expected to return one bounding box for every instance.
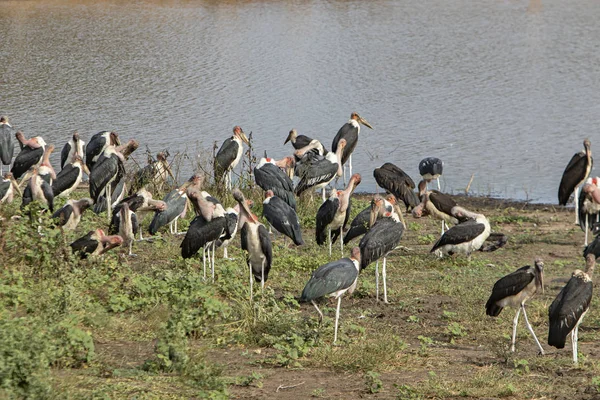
[511,307,521,352]
[334,296,342,344]
[106,185,112,222]
[572,327,578,364]
[223,246,228,259]
[175,218,178,234]
[382,257,389,304]
[441,221,446,235]
[437,178,441,191]
[342,163,346,187]
[249,262,253,302]
[375,260,380,302]
[585,215,589,245]
[139,228,144,241]
[328,228,332,256]
[349,154,352,180]
[575,189,580,224]
[311,300,324,322]
[203,246,207,280]
[261,258,265,292]
[340,231,344,257]
[169,221,173,234]
[211,241,216,282]
[521,305,544,355]
[322,187,326,202]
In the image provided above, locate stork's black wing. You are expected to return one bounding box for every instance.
[240,222,249,253]
[60,142,71,170]
[428,191,456,215]
[558,152,590,205]
[220,211,239,242]
[331,122,358,165]
[263,196,303,245]
[52,204,74,227]
[70,231,99,258]
[316,197,339,245]
[0,179,11,200]
[583,233,600,260]
[52,164,80,196]
[418,157,443,178]
[85,132,108,170]
[343,206,371,243]
[430,220,486,252]
[132,212,139,236]
[21,184,33,209]
[180,216,226,259]
[485,266,534,316]
[148,190,186,235]
[214,138,238,179]
[300,258,358,302]
[254,163,296,210]
[41,180,54,212]
[359,219,404,270]
[0,125,14,165]
[11,147,43,179]
[295,157,338,196]
[374,163,418,209]
[89,155,120,202]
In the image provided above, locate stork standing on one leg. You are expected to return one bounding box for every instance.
[548,254,595,365]
[331,112,373,184]
[300,247,361,344]
[558,138,592,224]
[0,117,14,175]
[214,126,250,190]
[61,131,85,170]
[485,258,545,354]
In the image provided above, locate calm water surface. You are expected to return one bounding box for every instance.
[1,0,599,202]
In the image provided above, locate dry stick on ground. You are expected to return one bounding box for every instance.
[465,174,475,195]
[276,382,305,392]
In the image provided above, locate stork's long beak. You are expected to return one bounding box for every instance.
[284,131,293,144]
[359,116,373,130]
[394,204,406,228]
[240,130,250,145]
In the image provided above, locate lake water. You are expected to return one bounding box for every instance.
[1,0,599,203]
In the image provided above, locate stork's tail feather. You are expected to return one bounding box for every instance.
[485,299,502,317]
[548,322,568,349]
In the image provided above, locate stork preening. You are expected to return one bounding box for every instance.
[419,157,443,191]
[89,145,125,221]
[359,196,405,303]
[86,131,120,171]
[52,155,89,198]
[0,117,14,174]
[11,132,46,180]
[214,126,250,190]
[61,131,85,170]
[343,195,394,244]
[291,136,327,162]
[254,156,296,210]
[300,247,361,344]
[70,229,123,259]
[0,173,21,204]
[412,180,462,234]
[430,209,491,259]
[578,177,600,245]
[331,112,373,184]
[373,162,419,211]
[52,198,94,230]
[285,129,315,150]
[558,138,592,224]
[22,167,54,213]
[233,189,272,301]
[548,254,595,364]
[485,258,545,354]
[37,144,56,185]
[295,139,345,201]
[262,190,304,246]
[316,173,361,256]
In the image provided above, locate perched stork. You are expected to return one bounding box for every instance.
[130,152,175,194]
[300,247,361,344]
[0,117,14,174]
[284,128,315,150]
[295,139,345,201]
[60,131,85,170]
[578,177,600,245]
[11,132,46,180]
[316,173,361,256]
[412,180,463,234]
[331,112,373,184]
[343,195,394,244]
[214,126,250,190]
[38,144,56,185]
[86,131,120,171]
[70,229,123,259]
[430,209,491,259]
[254,156,296,210]
[419,157,443,191]
[233,189,272,301]
[52,198,94,230]
[485,258,545,355]
[52,154,89,198]
[373,162,419,211]
[0,172,21,204]
[558,138,592,224]
[263,190,304,246]
[359,196,405,303]
[22,167,54,212]
[89,146,125,220]
[583,223,600,260]
[548,254,595,364]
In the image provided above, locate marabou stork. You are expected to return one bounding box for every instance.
[373,162,419,211]
[11,132,46,180]
[130,152,175,194]
[214,126,250,190]
[0,117,14,174]
[419,157,443,191]
[285,129,314,150]
[52,198,94,230]
[233,189,273,301]
[148,181,193,236]
[430,209,491,259]
[110,202,138,256]
[70,229,123,259]
[89,145,125,220]
[343,195,394,244]
[254,156,296,210]
[316,173,361,256]
[485,258,545,354]
[359,196,405,303]
[93,179,126,215]
[86,131,120,171]
[558,138,592,224]
[60,131,85,170]
[412,180,462,234]
[331,112,373,184]
[22,167,54,212]
[583,223,600,260]
[215,207,240,259]
[263,190,304,246]
[295,139,345,201]
[38,144,56,185]
[52,155,89,198]
[111,189,166,241]
[548,254,595,364]
[300,247,361,344]
[578,177,600,245]
[292,138,327,162]
[0,173,21,204]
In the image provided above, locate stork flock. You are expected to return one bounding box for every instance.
[0,114,598,361]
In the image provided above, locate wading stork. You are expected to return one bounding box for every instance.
[485,258,545,354]
[214,126,250,190]
[343,195,394,244]
[295,139,345,201]
[233,189,272,301]
[86,131,120,171]
[316,173,361,256]
[70,229,123,259]
[558,138,592,224]
[300,247,361,344]
[89,145,125,220]
[52,155,89,198]
[548,254,595,364]
[285,129,316,150]
[578,177,600,245]
[359,196,405,303]
[430,209,491,259]
[22,167,54,213]
[331,112,373,184]
[0,117,14,174]
[11,132,46,180]
[263,190,304,246]
[61,131,85,170]
[254,156,296,210]
[0,173,21,204]
[419,157,443,191]
[412,180,463,234]
[52,198,94,230]
[373,162,419,211]
[38,145,56,185]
